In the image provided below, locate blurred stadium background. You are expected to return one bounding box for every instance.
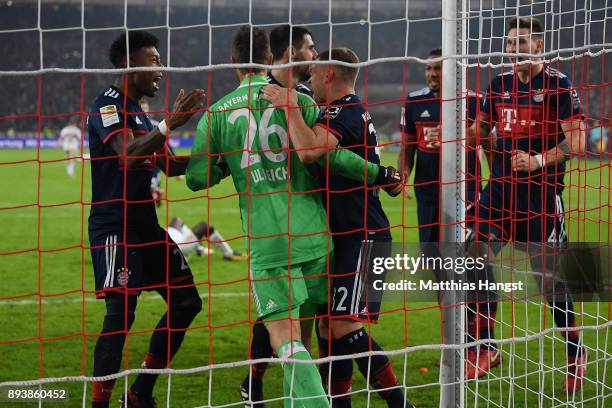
[0,0,610,407]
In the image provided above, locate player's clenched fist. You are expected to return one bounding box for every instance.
[167,88,206,130]
[376,165,403,197]
[511,149,542,173]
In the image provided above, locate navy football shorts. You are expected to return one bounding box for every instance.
[472,182,566,244]
[328,238,392,323]
[90,225,194,298]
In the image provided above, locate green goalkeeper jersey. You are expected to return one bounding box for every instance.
[187,74,331,269]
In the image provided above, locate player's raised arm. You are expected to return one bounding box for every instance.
[107,88,204,170]
[154,89,206,176]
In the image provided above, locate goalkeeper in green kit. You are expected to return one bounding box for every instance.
[186,26,400,407]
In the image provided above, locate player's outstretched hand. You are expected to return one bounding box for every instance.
[260,84,298,109]
[375,165,403,197]
[168,88,206,130]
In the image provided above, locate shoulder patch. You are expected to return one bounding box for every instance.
[545,66,567,78]
[494,72,513,85]
[322,106,342,119]
[296,83,313,96]
[571,89,581,110]
[103,88,120,99]
[409,87,430,98]
[100,105,120,127]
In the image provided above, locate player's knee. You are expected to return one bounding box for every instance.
[329,318,362,340]
[174,296,203,320]
[103,294,137,331]
[317,317,330,339]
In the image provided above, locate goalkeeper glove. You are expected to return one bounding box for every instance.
[375,165,402,197]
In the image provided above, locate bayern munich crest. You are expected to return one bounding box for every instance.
[533,90,544,103]
[116,267,131,286]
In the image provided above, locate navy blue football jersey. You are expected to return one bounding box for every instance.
[315,94,391,240]
[266,72,314,97]
[401,87,481,201]
[481,66,582,185]
[87,85,157,241]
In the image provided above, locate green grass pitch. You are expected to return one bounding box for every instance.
[0,149,610,407]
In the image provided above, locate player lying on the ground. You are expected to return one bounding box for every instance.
[87,30,206,408]
[465,16,587,391]
[167,216,246,261]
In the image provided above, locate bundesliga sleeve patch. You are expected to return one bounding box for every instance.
[571,89,581,110]
[324,106,342,119]
[100,105,120,127]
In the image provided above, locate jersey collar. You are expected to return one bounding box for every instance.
[109,85,141,106]
[332,93,358,105]
[514,64,545,84]
[266,72,282,86]
[238,74,269,89]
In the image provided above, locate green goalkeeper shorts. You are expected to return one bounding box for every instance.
[251,255,329,320]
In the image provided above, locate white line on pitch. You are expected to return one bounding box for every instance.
[0,292,250,306]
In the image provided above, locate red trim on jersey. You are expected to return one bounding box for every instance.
[314,123,344,141]
[169,274,195,285]
[102,128,124,144]
[95,287,141,299]
[95,274,192,299]
[417,145,440,154]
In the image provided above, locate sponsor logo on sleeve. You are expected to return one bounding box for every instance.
[324,106,342,119]
[571,89,581,110]
[100,105,120,127]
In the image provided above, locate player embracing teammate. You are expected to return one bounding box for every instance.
[187,26,403,407]
[260,46,411,406]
